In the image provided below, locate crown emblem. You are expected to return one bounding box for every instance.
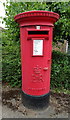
[33,65,41,74]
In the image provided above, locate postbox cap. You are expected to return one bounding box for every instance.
[14,10,60,27]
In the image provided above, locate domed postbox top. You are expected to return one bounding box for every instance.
[14,10,59,27]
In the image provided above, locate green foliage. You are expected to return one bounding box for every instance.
[52,88,70,94]
[51,50,70,89]
[2,30,21,87]
[51,2,70,42]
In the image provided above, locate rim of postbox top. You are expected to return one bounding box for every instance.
[14,10,60,27]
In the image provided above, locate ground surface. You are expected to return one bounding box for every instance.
[2,84,70,118]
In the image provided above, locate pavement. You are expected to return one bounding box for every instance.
[2,102,68,118]
[0,104,2,120]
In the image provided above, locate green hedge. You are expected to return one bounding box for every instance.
[51,50,70,89]
[2,33,70,89]
[2,31,21,87]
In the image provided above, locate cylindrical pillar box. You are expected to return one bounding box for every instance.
[14,11,59,108]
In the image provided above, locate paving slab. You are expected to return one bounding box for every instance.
[2,103,68,118]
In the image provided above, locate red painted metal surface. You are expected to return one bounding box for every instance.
[14,11,59,96]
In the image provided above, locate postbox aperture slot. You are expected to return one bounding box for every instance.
[33,39,43,56]
[28,31,48,35]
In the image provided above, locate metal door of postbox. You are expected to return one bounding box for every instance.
[20,27,52,96]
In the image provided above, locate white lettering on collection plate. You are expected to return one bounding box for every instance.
[33,40,43,55]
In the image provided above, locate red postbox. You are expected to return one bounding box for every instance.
[14,11,59,107]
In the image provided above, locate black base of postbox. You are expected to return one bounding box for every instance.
[21,91,50,109]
